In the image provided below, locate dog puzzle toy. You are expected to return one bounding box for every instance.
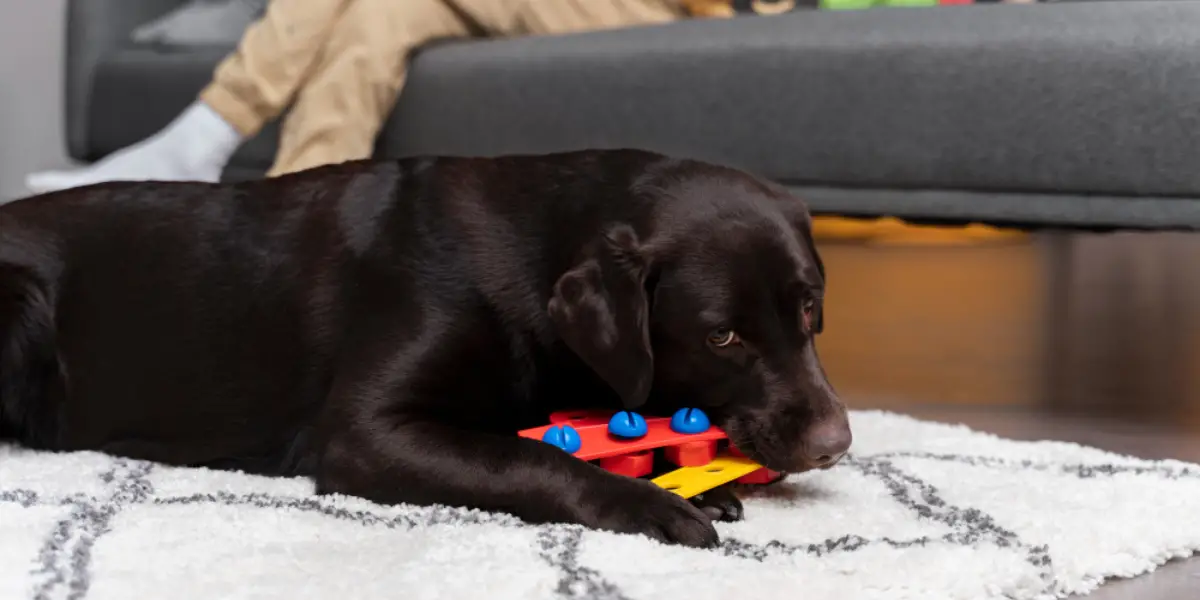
[519,408,783,499]
[608,411,649,438]
[650,455,763,498]
[540,424,582,453]
[669,408,711,434]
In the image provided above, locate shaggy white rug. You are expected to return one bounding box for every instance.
[3,410,1199,600]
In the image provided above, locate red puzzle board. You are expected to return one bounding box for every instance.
[518,410,727,461]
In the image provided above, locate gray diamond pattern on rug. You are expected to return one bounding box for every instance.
[3,411,1199,600]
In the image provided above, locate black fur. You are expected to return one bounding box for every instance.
[0,149,850,547]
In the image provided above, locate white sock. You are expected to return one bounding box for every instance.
[26,101,243,194]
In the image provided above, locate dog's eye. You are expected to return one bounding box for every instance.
[707,329,740,348]
[801,299,817,331]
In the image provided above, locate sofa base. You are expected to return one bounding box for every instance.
[795,186,1200,231]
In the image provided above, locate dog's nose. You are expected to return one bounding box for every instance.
[803,419,852,466]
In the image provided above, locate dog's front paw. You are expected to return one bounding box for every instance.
[579,477,719,548]
[691,485,744,522]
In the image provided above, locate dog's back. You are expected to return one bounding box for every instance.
[0,161,420,472]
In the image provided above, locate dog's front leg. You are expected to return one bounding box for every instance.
[314,394,718,548]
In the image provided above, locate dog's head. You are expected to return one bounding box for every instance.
[548,163,851,474]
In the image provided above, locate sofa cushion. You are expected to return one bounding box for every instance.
[129,0,266,48]
[383,2,1200,199]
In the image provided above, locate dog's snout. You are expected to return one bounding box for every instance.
[803,418,852,467]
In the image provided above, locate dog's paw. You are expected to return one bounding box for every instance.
[581,477,719,548]
[690,485,744,522]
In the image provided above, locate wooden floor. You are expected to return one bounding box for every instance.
[811,226,1200,599]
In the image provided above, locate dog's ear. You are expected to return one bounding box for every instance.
[548,224,654,409]
[806,231,825,336]
[769,188,825,334]
[801,224,825,334]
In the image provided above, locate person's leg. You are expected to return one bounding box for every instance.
[266,0,471,176]
[509,0,685,35]
[200,0,355,138]
[447,0,683,35]
[26,0,352,194]
[266,0,686,177]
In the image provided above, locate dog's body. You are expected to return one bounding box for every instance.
[0,149,849,547]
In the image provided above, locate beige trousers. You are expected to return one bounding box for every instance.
[199,0,686,177]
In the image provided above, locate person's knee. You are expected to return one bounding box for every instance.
[341,0,469,44]
[515,0,682,35]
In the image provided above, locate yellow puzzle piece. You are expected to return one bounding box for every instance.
[650,455,763,499]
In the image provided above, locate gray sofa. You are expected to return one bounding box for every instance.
[66,0,1200,229]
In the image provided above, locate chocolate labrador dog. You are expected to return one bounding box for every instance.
[0,149,850,548]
